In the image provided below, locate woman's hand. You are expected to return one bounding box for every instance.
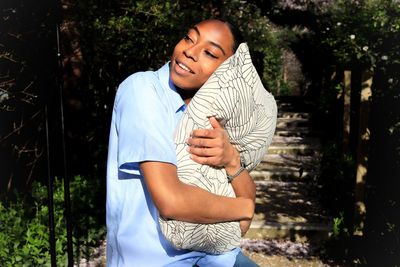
[188,116,256,233]
[240,220,252,237]
[186,117,240,171]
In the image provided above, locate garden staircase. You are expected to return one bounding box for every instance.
[243,96,332,246]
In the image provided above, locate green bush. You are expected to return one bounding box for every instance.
[0,176,105,266]
[317,143,356,218]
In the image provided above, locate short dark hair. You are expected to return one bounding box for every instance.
[214,18,245,53]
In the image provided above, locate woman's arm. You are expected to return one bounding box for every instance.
[223,147,256,236]
[187,117,256,202]
[187,117,256,234]
[140,161,254,223]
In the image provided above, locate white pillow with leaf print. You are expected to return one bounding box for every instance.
[159,43,277,254]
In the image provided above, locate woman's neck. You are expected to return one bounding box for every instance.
[176,87,198,105]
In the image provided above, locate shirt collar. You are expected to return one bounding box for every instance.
[156,62,186,113]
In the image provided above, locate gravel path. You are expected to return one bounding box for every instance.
[240,238,346,267]
[76,239,347,267]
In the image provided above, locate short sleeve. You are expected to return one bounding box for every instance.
[114,73,177,177]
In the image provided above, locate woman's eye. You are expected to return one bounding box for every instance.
[183,35,193,43]
[205,51,217,59]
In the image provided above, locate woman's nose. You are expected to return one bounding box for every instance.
[183,45,199,62]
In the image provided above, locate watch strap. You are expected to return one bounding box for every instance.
[227,166,244,183]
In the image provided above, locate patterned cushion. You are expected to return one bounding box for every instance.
[159,43,277,254]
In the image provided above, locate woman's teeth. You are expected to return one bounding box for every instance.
[178,62,191,73]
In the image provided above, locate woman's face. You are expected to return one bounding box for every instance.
[170,20,235,91]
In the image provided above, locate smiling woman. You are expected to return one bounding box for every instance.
[170,20,235,94]
[106,19,266,267]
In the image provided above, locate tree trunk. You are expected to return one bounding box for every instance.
[343,70,351,154]
[353,69,373,236]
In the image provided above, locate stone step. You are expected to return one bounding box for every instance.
[250,170,317,182]
[271,136,321,146]
[256,164,316,175]
[252,154,320,181]
[244,221,331,243]
[262,154,319,168]
[255,162,317,175]
[276,117,312,129]
[246,180,332,242]
[277,111,311,120]
[250,170,314,181]
[275,97,316,112]
[276,104,312,113]
[267,144,320,155]
[274,128,322,138]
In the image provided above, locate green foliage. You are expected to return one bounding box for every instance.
[0,193,66,266]
[320,0,400,69]
[76,0,208,87]
[331,212,349,239]
[317,82,342,116]
[218,0,284,92]
[74,0,284,103]
[316,143,356,220]
[0,176,105,266]
[315,144,361,263]
[276,81,293,96]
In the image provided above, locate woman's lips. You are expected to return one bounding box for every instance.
[175,60,194,74]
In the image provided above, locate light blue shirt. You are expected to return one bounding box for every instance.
[106,63,240,267]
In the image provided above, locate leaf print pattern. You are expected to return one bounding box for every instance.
[159,43,277,254]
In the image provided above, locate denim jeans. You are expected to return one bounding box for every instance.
[233,251,260,267]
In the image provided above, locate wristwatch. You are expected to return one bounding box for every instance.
[227,157,246,183]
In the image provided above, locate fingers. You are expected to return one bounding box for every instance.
[239,220,251,237]
[187,145,219,158]
[190,117,224,138]
[187,117,230,167]
[209,116,222,129]
[187,137,225,167]
[190,127,227,142]
[186,136,220,149]
[190,154,222,166]
[190,128,219,139]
